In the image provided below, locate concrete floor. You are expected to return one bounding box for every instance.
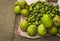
[0,0,16,41]
[0,0,60,41]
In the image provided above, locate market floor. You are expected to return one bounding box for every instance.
[0,0,60,41]
[0,0,15,41]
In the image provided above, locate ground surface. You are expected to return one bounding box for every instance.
[0,0,60,41]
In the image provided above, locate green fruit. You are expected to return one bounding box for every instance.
[19,0,27,8]
[20,20,29,31]
[21,9,29,16]
[27,25,37,36]
[35,20,39,25]
[29,6,33,11]
[50,13,55,18]
[14,6,21,14]
[53,15,60,27]
[14,1,19,6]
[38,24,47,36]
[48,26,57,35]
[41,14,53,28]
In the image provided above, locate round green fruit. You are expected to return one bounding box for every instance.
[20,20,29,31]
[14,1,19,6]
[53,15,60,27]
[21,9,29,16]
[38,24,47,36]
[14,6,21,14]
[27,25,37,36]
[19,0,27,8]
[41,14,53,28]
[48,26,57,35]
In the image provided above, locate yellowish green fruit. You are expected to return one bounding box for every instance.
[53,15,60,27]
[48,26,57,35]
[27,25,37,36]
[38,24,47,36]
[20,20,29,31]
[19,0,27,8]
[14,6,21,14]
[21,9,29,16]
[41,14,53,28]
[14,1,19,6]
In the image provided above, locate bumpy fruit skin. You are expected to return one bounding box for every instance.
[53,15,60,27]
[27,25,37,36]
[48,26,57,35]
[14,6,21,14]
[20,20,29,31]
[41,14,53,28]
[38,24,47,36]
[19,0,27,8]
[21,9,29,16]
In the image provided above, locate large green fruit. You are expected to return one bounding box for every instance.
[20,20,29,31]
[53,15,60,27]
[19,0,27,8]
[27,25,37,36]
[41,14,53,28]
[48,26,57,35]
[38,24,47,36]
[14,6,21,14]
[21,9,29,16]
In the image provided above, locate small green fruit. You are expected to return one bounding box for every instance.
[48,26,57,35]
[38,24,47,36]
[27,25,37,36]
[21,9,29,16]
[20,20,29,31]
[14,6,21,14]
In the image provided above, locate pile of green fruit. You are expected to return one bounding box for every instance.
[14,0,29,16]
[14,0,60,36]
